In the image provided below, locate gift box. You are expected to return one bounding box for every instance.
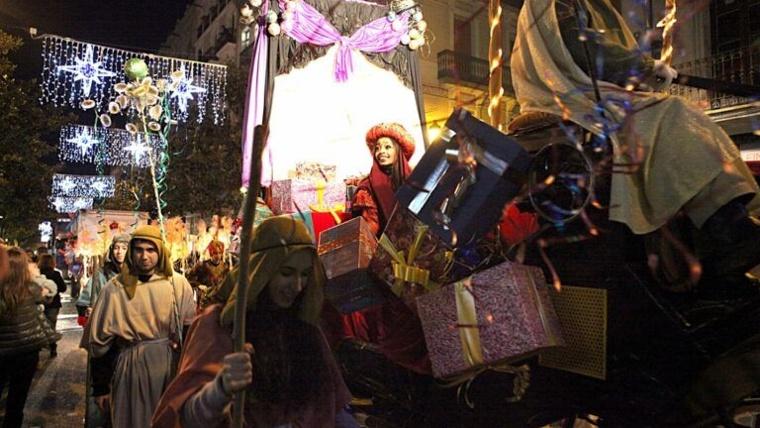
[416,261,564,379]
[289,161,337,182]
[318,217,386,313]
[312,211,352,243]
[396,108,531,247]
[369,207,463,311]
[270,179,346,216]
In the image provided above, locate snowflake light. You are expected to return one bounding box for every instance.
[52,174,116,198]
[41,35,227,124]
[50,196,93,213]
[169,66,207,115]
[56,44,117,98]
[38,221,53,243]
[123,135,153,166]
[59,124,164,168]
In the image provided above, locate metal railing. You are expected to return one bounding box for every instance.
[670,45,760,110]
[437,49,514,96]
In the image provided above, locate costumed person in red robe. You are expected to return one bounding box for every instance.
[186,240,230,309]
[352,123,415,236]
[323,123,431,375]
[152,217,357,428]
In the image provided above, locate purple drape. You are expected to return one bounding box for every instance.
[280,0,409,81]
[242,3,270,188]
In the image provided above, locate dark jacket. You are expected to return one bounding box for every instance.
[41,268,67,309]
[0,284,51,357]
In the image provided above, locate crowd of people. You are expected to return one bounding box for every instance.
[2,0,760,427]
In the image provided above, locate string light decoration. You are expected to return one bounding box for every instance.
[59,124,164,168]
[52,174,116,198]
[487,0,504,128]
[49,196,94,213]
[40,35,227,124]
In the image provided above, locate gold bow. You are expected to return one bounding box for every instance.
[308,180,345,224]
[377,226,436,296]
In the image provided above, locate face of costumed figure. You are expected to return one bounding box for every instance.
[266,250,313,309]
[374,137,398,168]
[132,240,159,275]
[112,242,128,265]
[209,246,223,264]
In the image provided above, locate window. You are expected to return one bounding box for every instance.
[241,27,252,48]
[454,18,472,56]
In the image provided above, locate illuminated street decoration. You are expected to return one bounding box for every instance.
[59,124,163,168]
[52,174,116,198]
[40,35,227,124]
[56,44,117,98]
[123,135,152,166]
[50,196,94,213]
[38,221,53,243]
[168,66,207,114]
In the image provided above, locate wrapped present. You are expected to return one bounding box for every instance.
[312,211,351,242]
[318,217,386,313]
[270,179,346,216]
[396,108,532,247]
[289,161,337,182]
[369,207,459,311]
[416,261,564,379]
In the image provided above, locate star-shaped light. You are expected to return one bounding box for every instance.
[66,128,99,158]
[74,198,92,210]
[58,177,76,194]
[91,181,108,193]
[57,44,116,97]
[168,66,206,113]
[123,135,152,165]
[51,197,65,212]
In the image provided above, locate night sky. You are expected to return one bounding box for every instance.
[1,0,192,78]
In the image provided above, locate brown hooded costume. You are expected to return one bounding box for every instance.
[84,225,196,428]
[151,217,351,428]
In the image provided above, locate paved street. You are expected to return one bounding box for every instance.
[0,291,88,427]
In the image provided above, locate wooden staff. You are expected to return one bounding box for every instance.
[232,124,267,428]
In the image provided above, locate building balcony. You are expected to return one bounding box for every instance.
[670,46,759,111]
[437,50,514,97]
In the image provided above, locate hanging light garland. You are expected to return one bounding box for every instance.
[52,173,116,198]
[40,35,227,125]
[59,124,165,168]
[49,196,94,213]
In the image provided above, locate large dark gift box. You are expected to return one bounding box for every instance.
[318,217,386,313]
[396,108,531,247]
[369,207,469,312]
[416,261,564,379]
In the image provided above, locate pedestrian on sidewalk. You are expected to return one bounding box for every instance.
[0,247,53,428]
[38,254,66,358]
[82,225,196,428]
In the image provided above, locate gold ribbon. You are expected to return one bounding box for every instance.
[308,180,344,224]
[438,278,531,406]
[454,279,485,367]
[317,233,375,256]
[377,226,435,296]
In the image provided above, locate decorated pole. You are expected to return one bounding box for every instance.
[232,124,267,428]
[487,0,503,129]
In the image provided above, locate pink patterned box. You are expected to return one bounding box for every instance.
[416,261,564,379]
[269,179,346,216]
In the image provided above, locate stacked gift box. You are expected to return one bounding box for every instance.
[269,162,348,243]
[318,217,386,314]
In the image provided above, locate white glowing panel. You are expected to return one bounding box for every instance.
[261,45,425,186]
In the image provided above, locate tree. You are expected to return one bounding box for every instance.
[162,62,247,217]
[0,31,70,245]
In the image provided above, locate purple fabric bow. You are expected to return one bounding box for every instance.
[280,0,409,81]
